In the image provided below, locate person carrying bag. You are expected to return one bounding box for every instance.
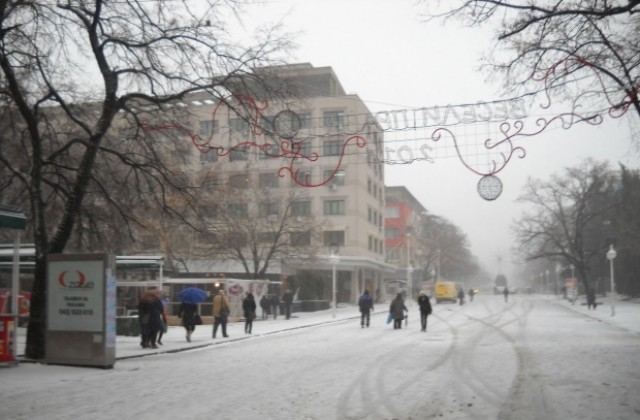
[212,290,231,338]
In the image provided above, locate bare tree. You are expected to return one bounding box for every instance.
[512,159,617,293]
[0,1,291,359]
[419,213,479,282]
[424,1,640,120]
[197,187,322,279]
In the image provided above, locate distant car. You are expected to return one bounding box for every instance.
[508,287,518,294]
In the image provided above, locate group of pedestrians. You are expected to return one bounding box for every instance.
[358,289,433,332]
[258,291,294,320]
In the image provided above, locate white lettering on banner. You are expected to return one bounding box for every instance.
[374,98,529,131]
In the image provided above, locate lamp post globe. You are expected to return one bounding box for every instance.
[606,245,617,317]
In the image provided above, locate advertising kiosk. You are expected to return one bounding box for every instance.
[46,254,116,368]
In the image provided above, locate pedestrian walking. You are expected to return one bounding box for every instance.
[212,290,230,338]
[178,301,199,342]
[458,288,465,305]
[243,292,257,334]
[138,290,164,349]
[503,287,509,303]
[283,289,294,320]
[587,288,597,310]
[358,289,374,328]
[468,288,476,302]
[417,291,432,332]
[271,293,280,320]
[260,294,270,319]
[389,293,408,330]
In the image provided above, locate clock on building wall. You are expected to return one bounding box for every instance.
[477,175,503,201]
[273,110,301,140]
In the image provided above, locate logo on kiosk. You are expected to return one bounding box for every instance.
[57,271,95,289]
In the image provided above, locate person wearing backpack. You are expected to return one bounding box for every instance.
[358,289,374,328]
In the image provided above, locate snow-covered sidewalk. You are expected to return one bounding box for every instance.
[15,302,366,362]
[13,294,638,363]
[545,294,640,335]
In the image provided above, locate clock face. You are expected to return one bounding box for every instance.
[273,110,301,139]
[477,175,503,201]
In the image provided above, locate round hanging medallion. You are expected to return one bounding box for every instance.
[477,175,503,201]
[273,110,301,140]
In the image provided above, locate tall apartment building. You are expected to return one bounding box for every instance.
[171,64,395,304]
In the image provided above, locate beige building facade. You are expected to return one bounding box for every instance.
[165,64,396,304]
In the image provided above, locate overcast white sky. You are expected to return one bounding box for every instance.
[238,0,640,282]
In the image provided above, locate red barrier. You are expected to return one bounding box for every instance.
[0,315,15,363]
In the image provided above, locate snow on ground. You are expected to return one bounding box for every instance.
[2,294,639,420]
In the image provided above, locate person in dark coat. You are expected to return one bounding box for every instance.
[468,288,476,302]
[358,290,374,328]
[271,293,280,320]
[148,295,165,348]
[178,301,198,342]
[587,287,597,310]
[243,292,257,334]
[260,294,270,319]
[458,288,465,305]
[283,289,294,320]
[503,287,509,303]
[417,291,432,332]
[138,291,164,349]
[389,293,408,330]
[138,295,153,348]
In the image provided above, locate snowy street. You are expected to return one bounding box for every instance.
[2,294,639,420]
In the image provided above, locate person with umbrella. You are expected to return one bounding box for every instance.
[138,290,164,349]
[177,287,207,343]
[212,290,231,338]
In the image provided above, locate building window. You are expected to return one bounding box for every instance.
[368,207,372,223]
[259,173,279,189]
[368,236,373,251]
[323,111,344,131]
[324,169,345,185]
[259,202,279,217]
[385,228,399,239]
[199,204,218,219]
[227,203,248,218]
[292,139,312,157]
[229,118,250,136]
[385,206,400,218]
[258,232,277,243]
[298,113,312,129]
[323,230,345,247]
[290,231,311,246]
[229,145,249,161]
[259,136,281,159]
[228,232,247,247]
[200,149,218,163]
[199,120,219,138]
[292,170,312,186]
[291,201,311,217]
[229,174,249,189]
[323,140,342,156]
[324,200,345,215]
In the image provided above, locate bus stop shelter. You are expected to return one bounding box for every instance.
[0,205,26,365]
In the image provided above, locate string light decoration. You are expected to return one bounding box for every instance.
[143,56,636,199]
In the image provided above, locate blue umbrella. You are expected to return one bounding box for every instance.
[177,287,208,304]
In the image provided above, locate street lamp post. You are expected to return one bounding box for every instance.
[555,263,561,298]
[606,244,617,317]
[329,243,340,318]
[406,231,412,301]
